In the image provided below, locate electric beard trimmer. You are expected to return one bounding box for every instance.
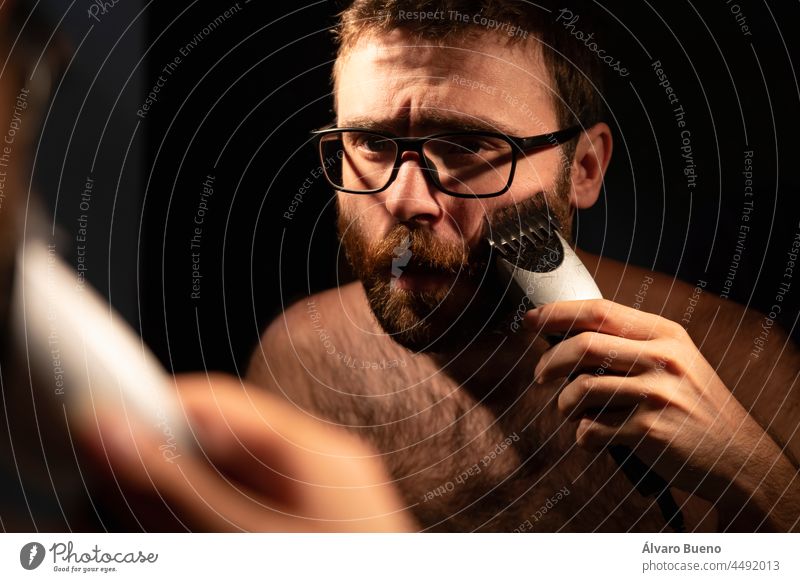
[485,211,685,532]
[12,238,192,449]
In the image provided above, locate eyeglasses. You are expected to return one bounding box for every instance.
[311,125,581,199]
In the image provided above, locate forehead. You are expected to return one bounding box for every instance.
[334,29,558,135]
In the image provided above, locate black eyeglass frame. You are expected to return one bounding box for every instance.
[311,125,582,199]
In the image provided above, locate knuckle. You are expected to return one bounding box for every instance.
[588,300,611,326]
[634,407,670,443]
[664,318,688,339]
[630,409,655,436]
[577,373,595,393]
[535,303,553,322]
[559,374,594,414]
[633,381,653,402]
[575,331,596,353]
[575,417,602,448]
[651,341,684,374]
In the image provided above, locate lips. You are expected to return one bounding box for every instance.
[391,266,455,292]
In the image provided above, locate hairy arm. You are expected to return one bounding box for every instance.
[685,298,800,531]
[526,291,800,532]
[595,261,800,531]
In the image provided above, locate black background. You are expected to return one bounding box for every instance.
[38,1,800,375]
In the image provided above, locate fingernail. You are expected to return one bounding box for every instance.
[522,308,540,330]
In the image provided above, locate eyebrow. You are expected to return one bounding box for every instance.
[338,112,522,136]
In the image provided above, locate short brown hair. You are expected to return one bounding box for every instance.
[333,0,605,133]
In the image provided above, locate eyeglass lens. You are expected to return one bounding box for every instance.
[319,131,515,196]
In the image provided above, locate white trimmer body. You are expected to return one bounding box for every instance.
[497,231,603,306]
[12,239,191,444]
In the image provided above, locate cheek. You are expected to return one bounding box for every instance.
[337,193,395,238]
[440,199,501,248]
[511,148,569,196]
[338,193,380,219]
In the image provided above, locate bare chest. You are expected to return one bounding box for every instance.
[320,341,706,531]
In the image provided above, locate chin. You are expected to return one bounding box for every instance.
[363,276,503,354]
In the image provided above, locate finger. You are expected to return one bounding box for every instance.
[535,332,662,383]
[177,374,388,487]
[177,376,309,508]
[177,373,342,454]
[95,414,306,532]
[558,374,651,421]
[175,374,415,531]
[524,299,686,341]
[574,412,644,452]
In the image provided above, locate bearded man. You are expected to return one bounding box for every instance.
[248,0,800,532]
[0,0,411,533]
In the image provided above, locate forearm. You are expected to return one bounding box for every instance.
[717,432,800,532]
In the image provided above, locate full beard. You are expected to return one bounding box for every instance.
[337,176,572,354]
[339,215,500,353]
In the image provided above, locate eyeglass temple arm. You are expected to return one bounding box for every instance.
[517,125,583,151]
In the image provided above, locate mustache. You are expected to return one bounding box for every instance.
[337,215,490,283]
[366,224,487,275]
[337,187,568,283]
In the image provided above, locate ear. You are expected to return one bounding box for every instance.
[568,122,612,210]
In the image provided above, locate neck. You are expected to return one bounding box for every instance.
[431,317,549,404]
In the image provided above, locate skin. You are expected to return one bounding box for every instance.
[0,3,413,532]
[248,30,800,531]
[330,30,606,251]
[84,375,416,532]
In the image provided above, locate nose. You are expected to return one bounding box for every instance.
[382,151,443,225]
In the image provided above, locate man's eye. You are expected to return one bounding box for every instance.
[433,137,506,157]
[451,140,486,154]
[355,135,393,153]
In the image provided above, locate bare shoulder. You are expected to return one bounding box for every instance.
[246,284,357,403]
[581,248,800,460]
[577,247,705,322]
[246,282,412,413]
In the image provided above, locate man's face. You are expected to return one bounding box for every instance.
[334,29,574,352]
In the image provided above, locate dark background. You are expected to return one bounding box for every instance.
[34,1,800,375]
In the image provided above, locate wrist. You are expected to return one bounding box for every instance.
[717,435,799,531]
